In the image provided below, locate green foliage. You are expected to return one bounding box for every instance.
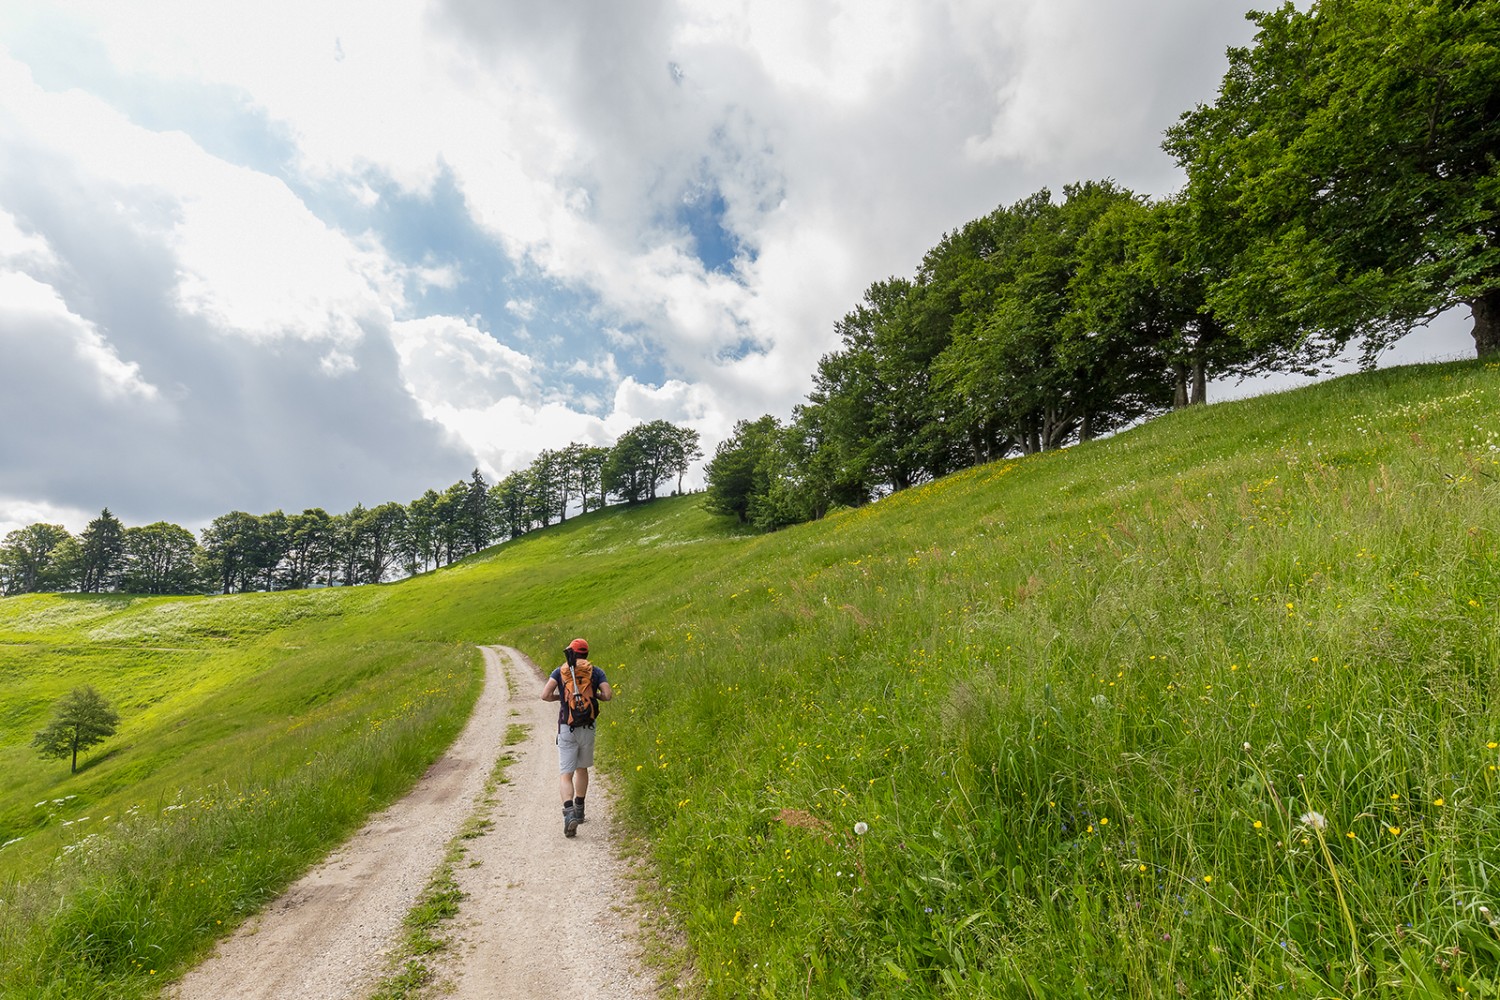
[0,523,75,596]
[703,416,781,523]
[122,522,200,595]
[77,510,126,595]
[31,685,120,774]
[1166,0,1500,358]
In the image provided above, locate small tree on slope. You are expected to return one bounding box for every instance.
[32,685,120,774]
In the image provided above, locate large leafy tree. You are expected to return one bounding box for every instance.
[0,523,74,595]
[635,420,690,500]
[572,445,611,513]
[703,416,781,523]
[528,451,566,527]
[603,430,651,504]
[198,511,264,594]
[280,508,334,589]
[811,277,962,495]
[935,183,1141,455]
[361,502,409,582]
[123,522,200,594]
[404,491,441,573]
[1166,0,1500,360]
[433,483,469,565]
[605,421,689,503]
[254,510,290,591]
[330,505,365,585]
[490,472,533,540]
[32,685,120,774]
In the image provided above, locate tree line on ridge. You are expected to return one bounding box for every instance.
[0,421,700,596]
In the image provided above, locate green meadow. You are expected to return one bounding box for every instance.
[4,360,1500,997]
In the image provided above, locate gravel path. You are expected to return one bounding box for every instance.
[427,648,657,999]
[167,645,655,1000]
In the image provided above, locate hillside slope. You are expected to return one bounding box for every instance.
[3,360,1499,998]
[495,361,1500,998]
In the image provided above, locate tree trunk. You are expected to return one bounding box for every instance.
[1473,288,1500,358]
[1173,363,1189,409]
[1190,359,1208,406]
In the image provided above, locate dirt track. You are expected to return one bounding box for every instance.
[168,645,655,999]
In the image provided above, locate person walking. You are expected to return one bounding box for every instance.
[541,637,613,837]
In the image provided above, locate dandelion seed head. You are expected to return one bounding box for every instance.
[1300,810,1327,831]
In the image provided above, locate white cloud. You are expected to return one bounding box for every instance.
[0,53,407,346]
[390,315,539,410]
[566,354,622,383]
[0,496,95,539]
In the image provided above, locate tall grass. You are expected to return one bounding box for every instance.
[507,361,1500,997]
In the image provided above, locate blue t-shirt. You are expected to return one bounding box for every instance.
[551,663,607,726]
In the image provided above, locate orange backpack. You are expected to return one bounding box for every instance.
[560,658,598,728]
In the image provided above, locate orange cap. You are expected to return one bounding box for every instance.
[567,638,589,654]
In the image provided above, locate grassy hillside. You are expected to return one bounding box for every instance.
[3,360,1498,998]
[500,361,1500,998]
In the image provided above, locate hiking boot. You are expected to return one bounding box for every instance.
[575,800,586,823]
[563,804,579,838]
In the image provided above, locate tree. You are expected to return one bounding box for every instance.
[32,685,120,774]
[667,425,703,494]
[528,451,566,527]
[0,523,74,595]
[332,504,368,584]
[361,502,409,583]
[461,469,494,553]
[280,508,334,589]
[573,445,610,512]
[603,427,655,504]
[703,416,780,523]
[433,483,468,565]
[77,509,127,593]
[490,472,533,540]
[609,420,685,501]
[934,183,1140,455]
[404,491,441,573]
[1165,0,1500,360]
[198,512,264,594]
[556,443,585,521]
[123,522,200,594]
[253,510,289,591]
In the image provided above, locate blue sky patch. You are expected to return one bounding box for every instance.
[677,184,741,275]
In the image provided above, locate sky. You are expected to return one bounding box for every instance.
[0,0,1477,538]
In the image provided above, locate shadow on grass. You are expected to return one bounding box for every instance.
[76,747,125,774]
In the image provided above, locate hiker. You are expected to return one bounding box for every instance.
[541,637,613,837]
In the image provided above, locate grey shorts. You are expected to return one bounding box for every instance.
[558,723,596,774]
